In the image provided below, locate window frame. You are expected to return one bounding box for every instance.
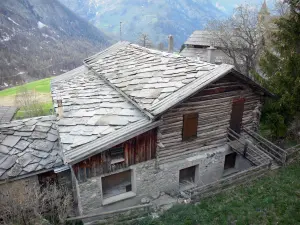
[182,113,199,141]
[101,169,137,205]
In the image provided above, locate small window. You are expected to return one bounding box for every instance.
[102,170,132,199]
[109,146,125,165]
[224,152,237,170]
[38,171,58,188]
[179,166,196,186]
[182,113,198,141]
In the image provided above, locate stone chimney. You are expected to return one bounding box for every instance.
[207,46,217,63]
[57,99,63,118]
[168,35,174,53]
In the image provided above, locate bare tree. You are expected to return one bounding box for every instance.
[0,182,72,225]
[137,33,152,48]
[15,85,48,118]
[206,5,266,76]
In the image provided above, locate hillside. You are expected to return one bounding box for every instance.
[0,0,110,86]
[58,0,226,49]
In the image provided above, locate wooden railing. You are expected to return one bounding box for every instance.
[227,128,272,166]
[188,163,270,200]
[243,127,288,165]
[286,144,300,161]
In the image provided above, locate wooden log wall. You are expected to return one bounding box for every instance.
[73,129,157,182]
[157,73,262,163]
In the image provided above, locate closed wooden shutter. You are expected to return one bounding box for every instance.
[182,113,198,141]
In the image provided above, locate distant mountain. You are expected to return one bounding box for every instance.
[58,0,226,49]
[0,0,110,86]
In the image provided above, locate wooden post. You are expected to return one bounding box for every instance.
[243,141,249,157]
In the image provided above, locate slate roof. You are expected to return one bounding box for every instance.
[51,65,147,163]
[0,106,18,124]
[84,42,220,115]
[51,42,272,164]
[185,30,222,47]
[0,116,62,180]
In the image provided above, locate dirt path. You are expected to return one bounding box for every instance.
[0,93,52,106]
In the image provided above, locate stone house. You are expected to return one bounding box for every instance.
[180,2,271,66]
[0,116,70,197]
[50,42,274,215]
[180,30,231,64]
[0,42,277,218]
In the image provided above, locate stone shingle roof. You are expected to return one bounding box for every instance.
[0,106,18,124]
[84,42,218,114]
[184,30,222,47]
[0,116,62,180]
[51,66,147,163]
[50,42,272,164]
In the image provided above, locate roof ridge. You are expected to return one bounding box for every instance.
[51,66,86,83]
[84,41,131,65]
[129,43,218,66]
[88,67,155,120]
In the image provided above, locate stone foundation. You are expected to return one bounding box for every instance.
[76,145,252,215]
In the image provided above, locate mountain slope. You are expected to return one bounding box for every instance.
[0,0,110,86]
[58,0,225,49]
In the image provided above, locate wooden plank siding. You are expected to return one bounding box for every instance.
[73,129,157,182]
[157,73,262,163]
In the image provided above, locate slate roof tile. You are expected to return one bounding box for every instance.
[2,136,21,147]
[0,116,62,180]
[0,155,17,170]
[14,140,30,150]
[0,145,11,154]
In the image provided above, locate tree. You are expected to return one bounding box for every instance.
[206,5,266,76]
[259,0,300,138]
[0,182,72,225]
[137,33,152,48]
[15,85,49,119]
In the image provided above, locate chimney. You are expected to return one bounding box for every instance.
[168,35,174,53]
[57,99,63,118]
[207,46,216,63]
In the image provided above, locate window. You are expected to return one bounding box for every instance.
[102,170,132,200]
[109,146,125,165]
[179,166,196,187]
[38,171,58,189]
[224,152,237,170]
[182,113,198,141]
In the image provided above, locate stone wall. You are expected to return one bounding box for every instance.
[135,145,227,196]
[0,175,39,200]
[76,145,238,215]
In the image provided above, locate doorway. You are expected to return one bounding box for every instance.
[229,98,245,134]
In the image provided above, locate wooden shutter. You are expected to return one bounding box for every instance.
[182,113,198,141]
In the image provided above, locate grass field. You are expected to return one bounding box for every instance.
[0,78,53,119]
[0,78,51,97]
[133,162,300,225]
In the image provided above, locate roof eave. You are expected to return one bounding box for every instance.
[65,119,162,165]
[230,69,275,98]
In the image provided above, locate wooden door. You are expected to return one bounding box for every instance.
[229,98,245,134]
